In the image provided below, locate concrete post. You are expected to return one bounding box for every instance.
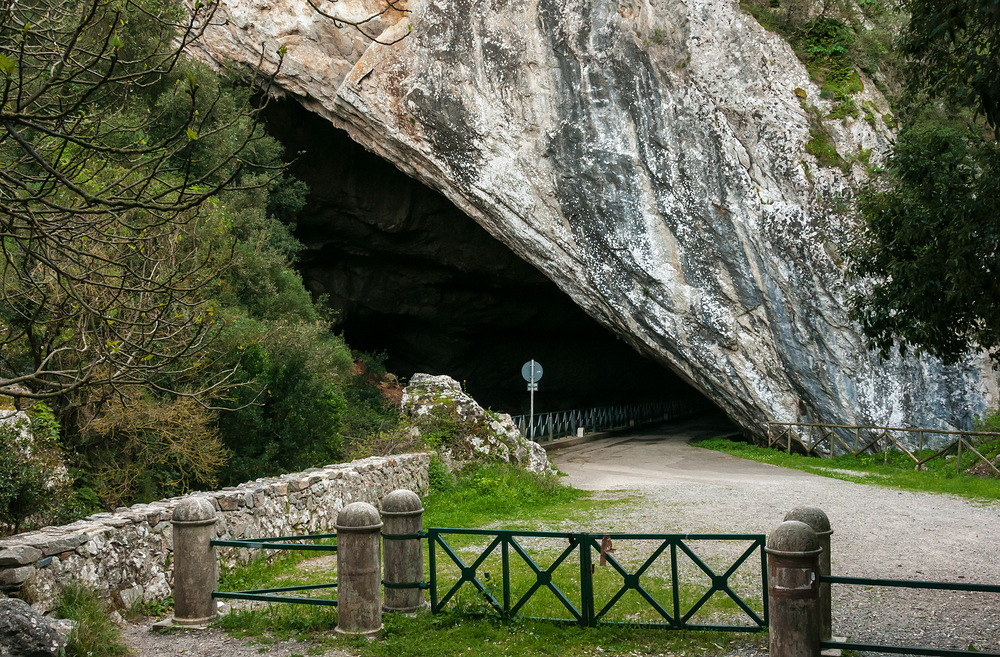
[171,496,218,625]
[766,520,822,657]
[335,502,383,635]
[381,489,424,612]
[784,506,833,641]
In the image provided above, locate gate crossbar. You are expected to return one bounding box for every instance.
[819,575,1000,657]
[211,534,339,606]
[427,528,767,630]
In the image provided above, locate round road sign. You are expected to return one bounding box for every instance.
[521,360,543,383]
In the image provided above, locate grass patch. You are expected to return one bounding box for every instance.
[696,437,1000,501]
[56,582,130,657]
[423,460,592,528]
[215,462,767,656]
[342,613,767,657]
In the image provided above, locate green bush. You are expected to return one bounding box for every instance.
[0,403,71,535]
[216,323,352,484]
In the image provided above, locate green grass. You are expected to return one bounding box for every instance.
[423,460,596,528]
[342,613,766,657]
[215,462,769,656]
[696,437,1000,501]
[56,582,130,657]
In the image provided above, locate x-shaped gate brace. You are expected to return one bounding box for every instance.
[426,528,768,630]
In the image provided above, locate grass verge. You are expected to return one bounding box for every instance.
[695,437,1000,501]
[56,582,130,657]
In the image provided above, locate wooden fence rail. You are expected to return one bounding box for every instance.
[766,421,1000,477]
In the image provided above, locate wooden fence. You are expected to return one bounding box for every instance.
[766,421,1000,476]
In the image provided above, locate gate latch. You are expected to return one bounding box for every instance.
[599,534,615,567]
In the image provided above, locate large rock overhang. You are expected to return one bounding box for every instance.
[188,0,998,435]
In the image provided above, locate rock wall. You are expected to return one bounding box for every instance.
[0,454,428,613]
[188,0,998,433]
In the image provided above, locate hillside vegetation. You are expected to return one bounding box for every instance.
[0,0,401,533]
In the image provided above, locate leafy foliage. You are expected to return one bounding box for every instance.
[214,322,352,485]
[850,112,1000,363]
[849,0,1000,364]
[902,0,1000,135]
[0,403,71,534]
[0,0,285,400]
[84,392,227,507]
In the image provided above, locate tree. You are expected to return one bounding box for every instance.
[901,0,1000,136]
[0,0,290,401]
[848,0,1000,365]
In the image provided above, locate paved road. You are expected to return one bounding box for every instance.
[549,415,1000,653]
[551,415,804,491]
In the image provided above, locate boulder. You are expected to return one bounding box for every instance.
[0,597,70,657]
[402,374,552,473]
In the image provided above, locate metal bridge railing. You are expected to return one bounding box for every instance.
[512,399,709,442]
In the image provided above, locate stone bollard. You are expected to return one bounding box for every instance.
[784,506,832,641]
[335,502,383,635]
[766,520,822,657]
[171,496,218,625]
[381,489,425,612]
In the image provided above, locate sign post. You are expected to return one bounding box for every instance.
[521,360,543,439]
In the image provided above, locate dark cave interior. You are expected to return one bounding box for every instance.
[263,100,710,415]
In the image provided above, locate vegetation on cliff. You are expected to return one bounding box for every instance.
[849,0,1000,365]
[743,0,1000,366]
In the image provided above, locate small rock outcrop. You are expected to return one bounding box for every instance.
[0,596,69,657]
[402,374,551,473]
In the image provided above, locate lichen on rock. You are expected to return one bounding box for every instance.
[401,373,551,473]
[0,596,70,656]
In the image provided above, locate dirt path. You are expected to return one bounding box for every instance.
[550,416,1000,653]
[122,617,353,657]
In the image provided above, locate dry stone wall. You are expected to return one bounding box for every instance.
[0,453,429,613]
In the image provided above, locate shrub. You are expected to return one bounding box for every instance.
[0,403,71,535]
[85,393,227,507]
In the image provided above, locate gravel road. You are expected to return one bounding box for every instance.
[123,416,999,655]
[550,416,1000,654]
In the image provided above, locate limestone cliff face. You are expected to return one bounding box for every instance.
[191,0,997,433]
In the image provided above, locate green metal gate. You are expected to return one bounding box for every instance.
[427,528,768,631]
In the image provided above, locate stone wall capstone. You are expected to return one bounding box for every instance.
[0,453,429,613]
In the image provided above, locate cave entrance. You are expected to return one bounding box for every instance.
[264,100,715,416]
